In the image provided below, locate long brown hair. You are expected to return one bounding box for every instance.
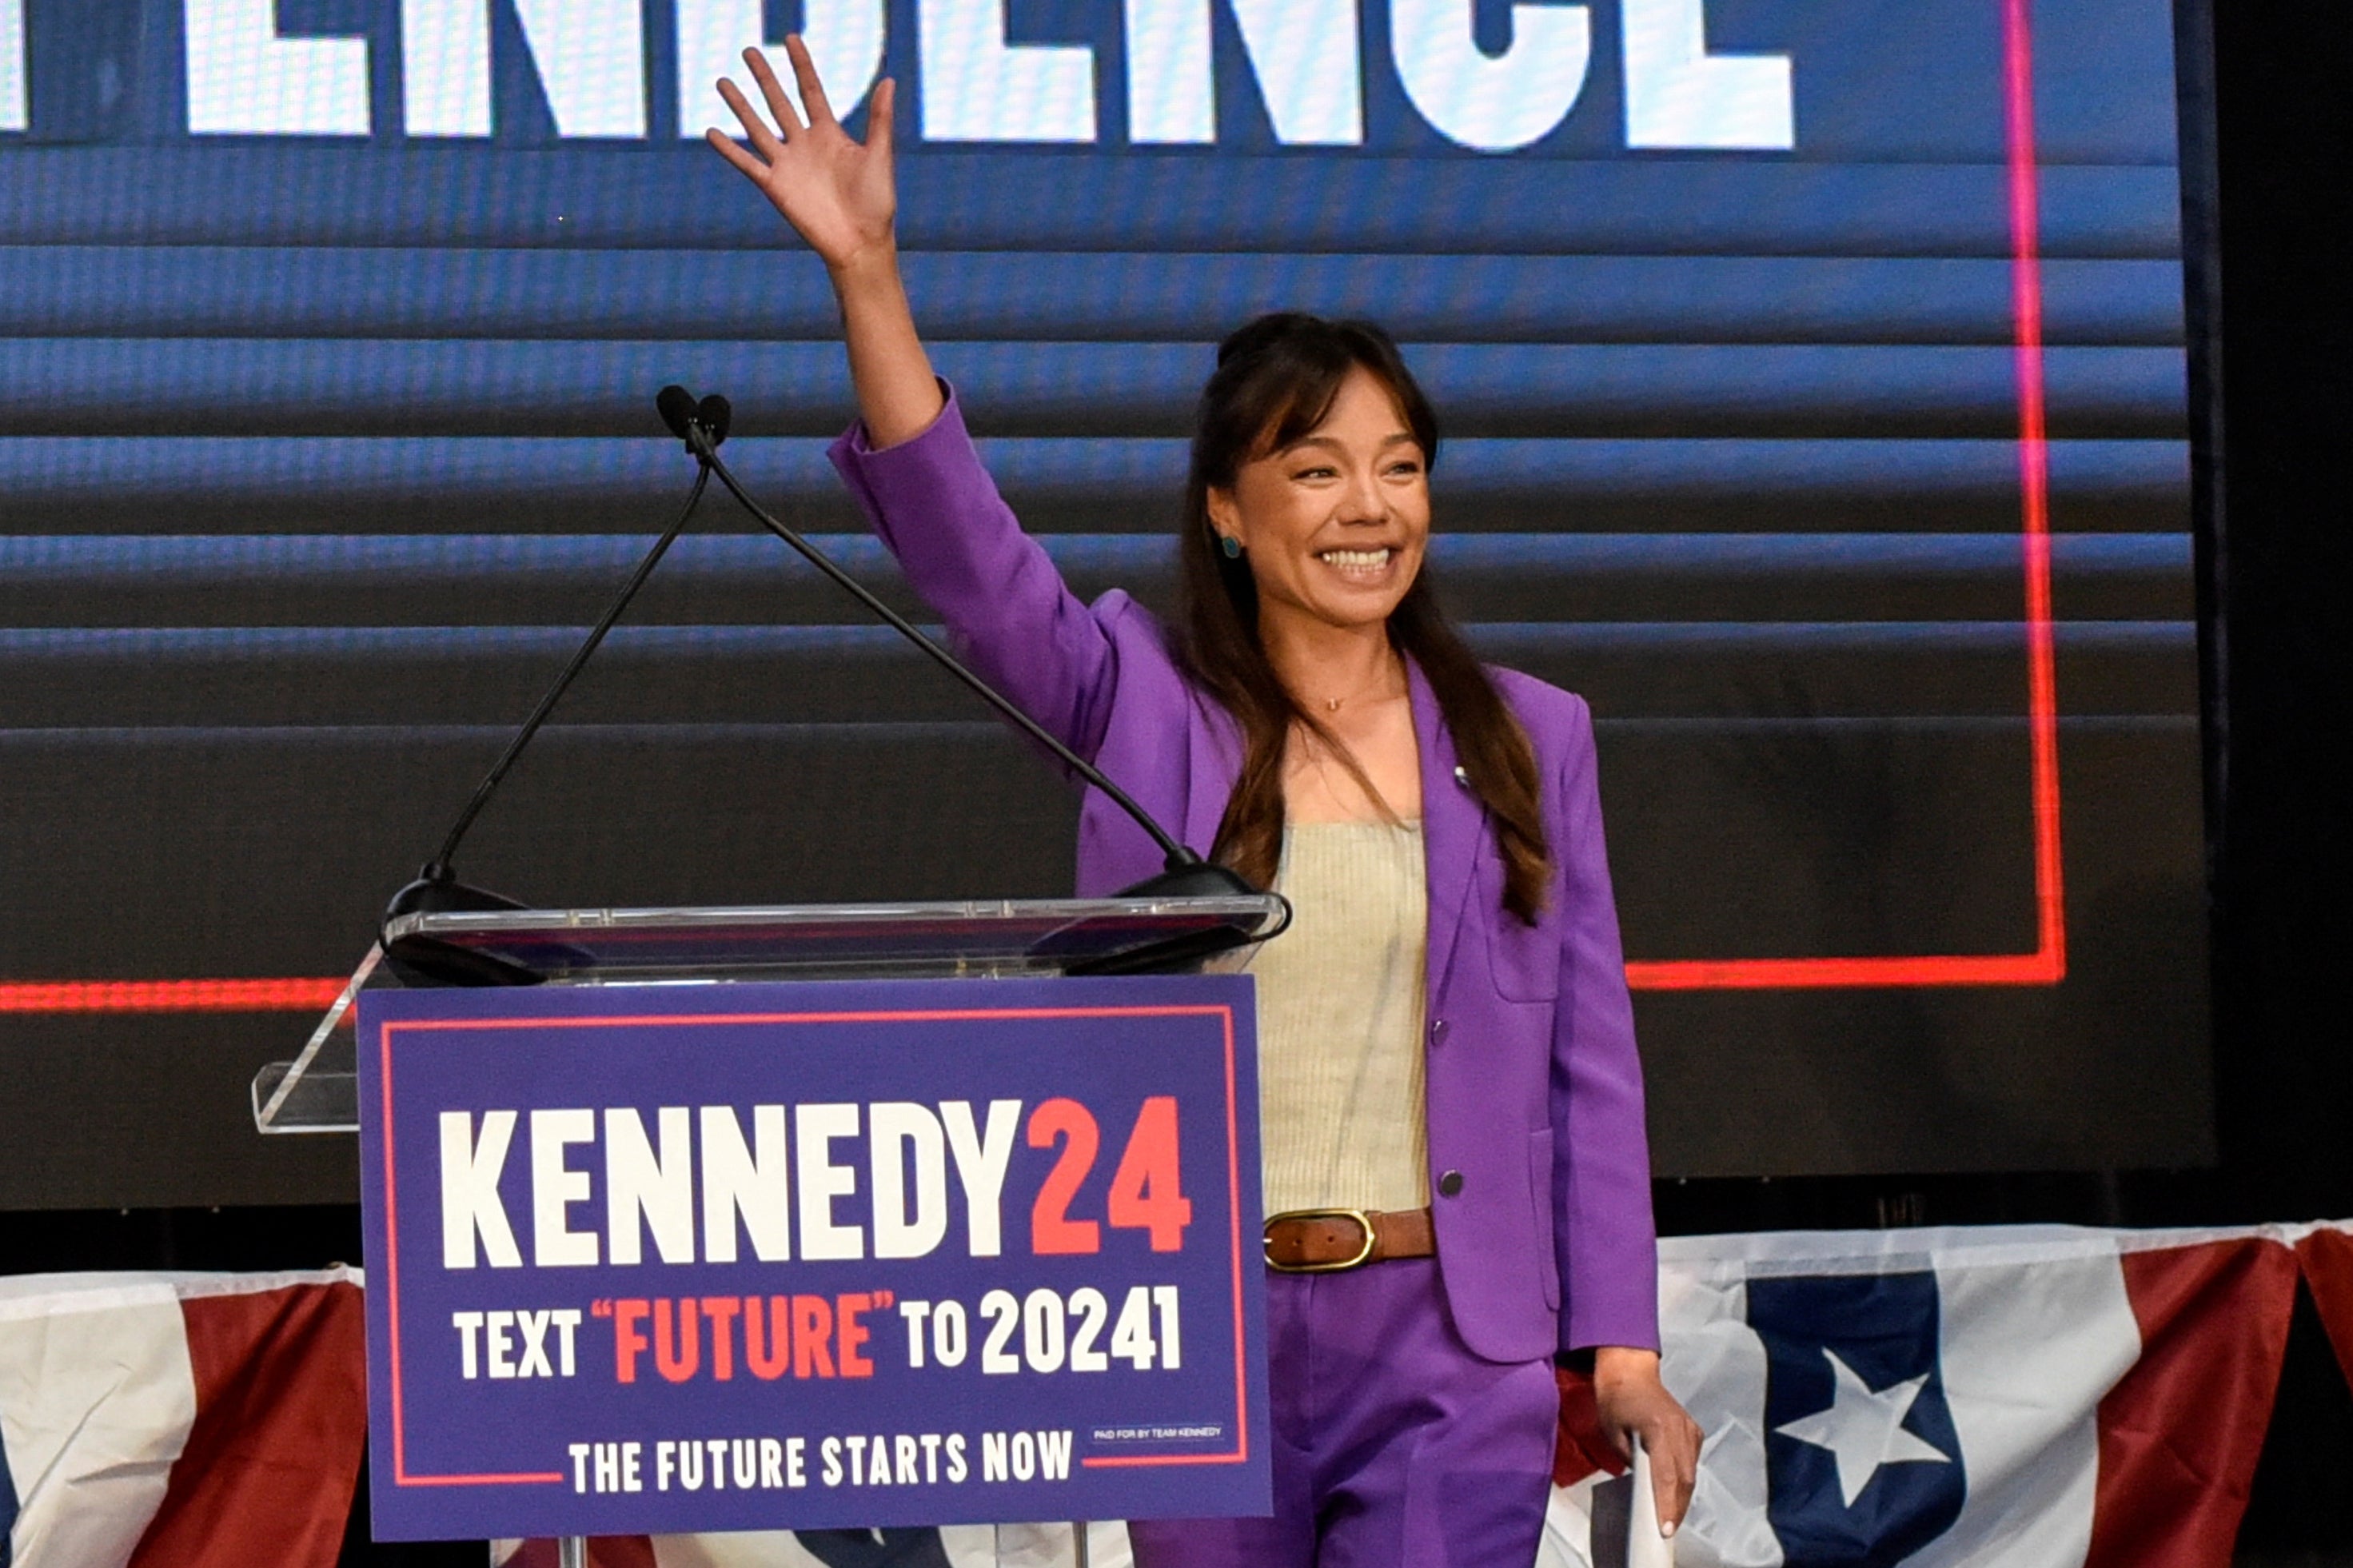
[1175,313,1552,921]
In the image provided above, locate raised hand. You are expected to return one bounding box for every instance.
[706,38,898,275]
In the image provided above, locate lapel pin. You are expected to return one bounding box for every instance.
[1453,764,1471,788]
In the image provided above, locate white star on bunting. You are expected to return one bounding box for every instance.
[1773,1347,1954,1506]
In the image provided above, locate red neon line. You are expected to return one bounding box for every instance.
[2007,0,2068,978]
[6,943,2075,1009]
[1614,0,2068,994]
[1628,951,2064,992]
[0,977,345,1013]
[4,17,2071,1017]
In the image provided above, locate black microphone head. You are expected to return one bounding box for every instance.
[385,868,530,923]
[381,870,543,987]
[697,393,732,448]
[656,384,698,441]
[1115,860,1272,902]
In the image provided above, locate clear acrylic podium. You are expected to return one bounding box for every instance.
[253,892,1286,1136]
[257,892,1283,1568]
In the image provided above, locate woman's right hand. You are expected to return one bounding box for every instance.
[704,35,940,447]
[705,38,898,277]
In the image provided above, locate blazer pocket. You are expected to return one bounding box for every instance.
[1529,1127,1561,1312]
[1488,908,1561,1003]
[1466,825,1559,1003]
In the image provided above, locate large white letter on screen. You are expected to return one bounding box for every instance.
[3,0,27,133]
[1391,0,1589,154]
[1124,0,1360,146]
[919,0,1093,143]
[186,0,372,136]
[401,0,489,135]
[677,1,885,138]
[401,0,646,138]
[1621,0,1792,150]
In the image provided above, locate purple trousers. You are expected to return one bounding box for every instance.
[1129,1259,1560,1568]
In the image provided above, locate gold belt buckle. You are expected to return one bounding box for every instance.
[1264,1208,1377,1273]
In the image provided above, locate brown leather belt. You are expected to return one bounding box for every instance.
[1262,1207,1437,1272]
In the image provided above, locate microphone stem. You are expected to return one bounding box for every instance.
[426,463,714,879]
[690,431,1202,872]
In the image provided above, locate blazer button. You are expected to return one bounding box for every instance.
[1429,1018,1449,1045]
[1452,764,1471,788]
[1438,1171,1465,1198]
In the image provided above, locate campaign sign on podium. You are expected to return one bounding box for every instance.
[357,974,1267,1540]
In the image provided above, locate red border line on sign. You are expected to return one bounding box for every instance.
[377,1019,566,1487]
[1,6,2067,1011]
[1083,1001,1253,1469]
[377,1002,1252,1489]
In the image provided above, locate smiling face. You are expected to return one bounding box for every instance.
[1205,364,1433,636]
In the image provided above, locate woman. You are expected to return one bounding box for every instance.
[707,40,1702,1566]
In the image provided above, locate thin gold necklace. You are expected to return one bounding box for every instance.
[1309,656,1406,714]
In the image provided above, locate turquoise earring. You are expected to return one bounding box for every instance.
[1218,534,1242,559]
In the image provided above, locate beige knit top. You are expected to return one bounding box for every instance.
[1222,821,1432,1215]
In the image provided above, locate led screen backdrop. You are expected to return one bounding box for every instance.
[0,0,2207,1206]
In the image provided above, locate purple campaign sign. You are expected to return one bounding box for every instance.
[358,974,1267,1542]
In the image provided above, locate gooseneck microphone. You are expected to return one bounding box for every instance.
[386,382,1265,976]
[655,385,733,451]
[382,403,722,935]
[672,389,1262,903]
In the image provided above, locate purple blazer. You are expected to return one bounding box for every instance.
[830,392,1660,1363]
